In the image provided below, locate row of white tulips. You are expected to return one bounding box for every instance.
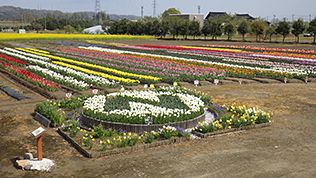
[27,65,91,89]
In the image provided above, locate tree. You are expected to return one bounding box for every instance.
[292,19,305,43]
[76,24,82,33]
[159,18,170,38]
[189,20,200,40]
[64,25,76,33]
[251,20,266,42]
[162,8,181,18]
[264,24,277,42]
[201,20,210,40]
[224,22,235,40]
[237,19,250,41]
[308,18,316,43]
[209,18,222,40]
[165,16,182,39]
[31,22,43,33]
[276,19,291,43]
[179,19,190,40]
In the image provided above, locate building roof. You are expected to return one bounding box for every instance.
[205,12,255,21]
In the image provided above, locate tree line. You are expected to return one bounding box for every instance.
[108,14,316,43]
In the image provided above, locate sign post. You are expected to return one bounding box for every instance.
[31,127,47,161]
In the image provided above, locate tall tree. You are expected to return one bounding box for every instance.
[251,19,266,42]
[31,21,43,33]
[308,18,316,43]
[189,20,200,40]
[264,24,277,42]
[201,20,210,40]
[224,22,235,40]
[292,19,305,43]
[179,19,189,39]
[276,19,291,43]
[162,8,181,18]
[208,18,222,40]
[237,19,250,41]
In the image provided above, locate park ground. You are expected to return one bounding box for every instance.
[0,40,316,178]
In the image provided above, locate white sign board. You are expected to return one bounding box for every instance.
[31,127,46,138]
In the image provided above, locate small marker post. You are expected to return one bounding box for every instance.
[31,127,47,161]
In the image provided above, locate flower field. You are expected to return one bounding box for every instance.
[0,39,315,93]
[117,44,316,78]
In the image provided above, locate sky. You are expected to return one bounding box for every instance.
[1,0,316,21]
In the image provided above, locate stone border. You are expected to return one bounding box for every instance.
[81,111,205,133]
[191,122,271,138]
[57,127,190,158]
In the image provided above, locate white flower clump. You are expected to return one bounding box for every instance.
[4,48,50,61]
[107,90,161,102]
[27,65,91,88]
[83,95,107,113]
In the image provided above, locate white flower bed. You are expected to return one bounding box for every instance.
[27,65,91,88]
[83,88,205,120]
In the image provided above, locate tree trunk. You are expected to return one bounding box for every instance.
[283,36,285,43]
[297,36,300,43]
[242,34,245,41]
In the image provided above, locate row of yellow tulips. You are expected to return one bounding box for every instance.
[15,47,161,82]
[52,61,140,84]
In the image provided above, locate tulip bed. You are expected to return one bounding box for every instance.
[83,86,210,124]
[0,50,61,91]
[107,44,316,79]
[193,103,272,134]
[1,39,315,94]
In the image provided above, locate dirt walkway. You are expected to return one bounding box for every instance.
[1,69,316,178]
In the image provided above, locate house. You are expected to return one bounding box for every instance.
[169,14,204,28]
[205,12,255,22]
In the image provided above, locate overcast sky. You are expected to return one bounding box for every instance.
[1,0,315,21]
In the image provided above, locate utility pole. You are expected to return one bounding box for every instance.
[141,6,143,19]
[153,0,157,17]
[292,14,294,22]
[198,5,200,14]
[95,0,101,24]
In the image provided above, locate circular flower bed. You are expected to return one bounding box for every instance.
[82,87,211,132]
